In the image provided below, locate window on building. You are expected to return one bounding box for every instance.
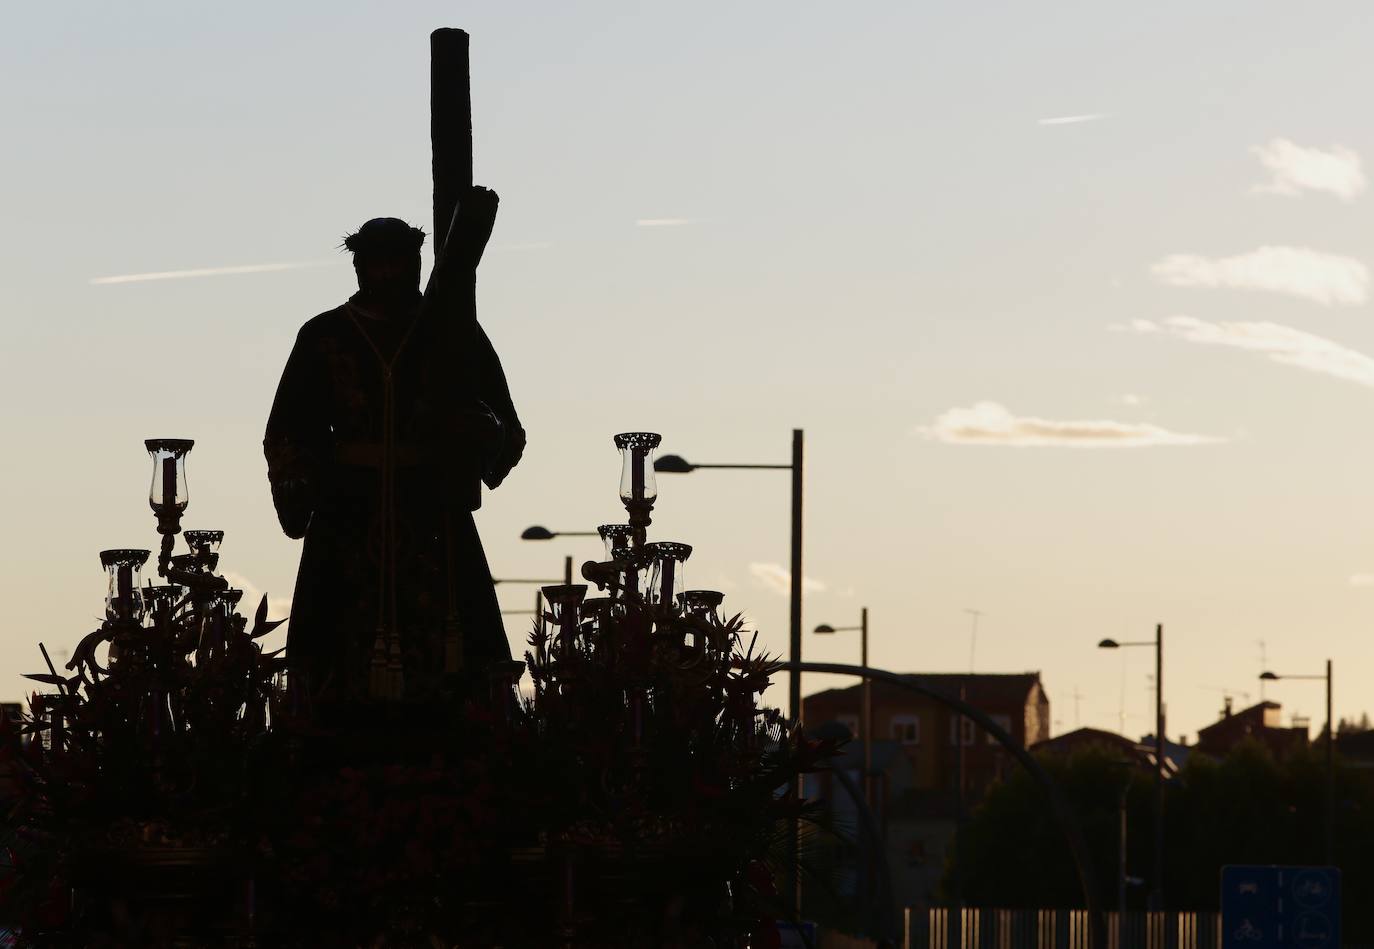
[836,714,859,738]
[891,714,920,745]
[948,716,976,746]
[987,713,1012,745]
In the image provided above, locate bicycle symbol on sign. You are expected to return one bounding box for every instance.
[1233,918,1264,942]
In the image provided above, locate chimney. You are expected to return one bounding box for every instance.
[1223,696,1233,718]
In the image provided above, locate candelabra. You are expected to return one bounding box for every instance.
[14,431,818,948]
[507,433,816,948]
[26,439,285,755]
[11,438,296,946]
[538,432,773,761]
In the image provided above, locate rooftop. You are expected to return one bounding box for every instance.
[806,672,1045,707]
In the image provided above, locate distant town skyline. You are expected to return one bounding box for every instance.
[4,2,1374,740]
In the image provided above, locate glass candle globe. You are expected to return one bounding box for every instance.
[184,530,224,557]
[540,584,588,651]
[145,439,194,522]
[219,588,243,615]
[143,584,182,621]
[614,433,661,505]
[609,546,648,603]
[100,549,150,623]
[169,553,201,576]
[643,542,692,607]
[678,589,725,623]
[597,524,635,560]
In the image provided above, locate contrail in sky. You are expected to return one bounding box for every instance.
[90,260,331,285]
[1037,113,1109,126]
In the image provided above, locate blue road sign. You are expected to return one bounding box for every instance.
[1221,865,1340,948]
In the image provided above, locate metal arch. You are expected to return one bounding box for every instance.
[780,660,1104,949]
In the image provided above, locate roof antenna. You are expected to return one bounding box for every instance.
[963,608,983,673]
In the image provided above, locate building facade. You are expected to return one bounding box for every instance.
[1194,700,1308,759]
[804,673,1050,801]
[802,672,1050,908]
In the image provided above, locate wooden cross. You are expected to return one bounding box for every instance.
[430,28,473,259]
[431,28,478,683]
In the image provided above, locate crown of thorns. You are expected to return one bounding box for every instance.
[341,217,426,256]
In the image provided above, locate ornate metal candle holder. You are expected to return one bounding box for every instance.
[614,432,660,542]
[541,584,588,658]
[183,530,223,556]
[145,439,193,536]
[101,548,150,626]
[642,542,691,609]
[675,589,725,665]
[596,524,635,560]
[142,442,229,602]
[143,583,182,612]
[678,589,724,622]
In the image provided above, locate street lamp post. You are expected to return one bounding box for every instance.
[656,428,804,913]
[520,526,598,542]
[1260,661,1335,865]
[815,610,870,807]
[817,609,873,929]
[495,558,580,623]
[522,526,606,582]
[654,431,804,722]
[1098,623,1165,911]
[494,559,575,586]
[501,589,545,617]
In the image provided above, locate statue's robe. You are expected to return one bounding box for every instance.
[264,293,520,703]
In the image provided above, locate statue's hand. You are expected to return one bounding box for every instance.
[484,421,525,490]
[265,438,314,538]
[433,404,501,480]
[271,478,313,539]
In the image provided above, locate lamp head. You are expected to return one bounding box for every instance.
[1259,671,1279,681]
[1098,638,1121,649]
[653,454,695,474]
[814,624,837,634]
[521,526,556,541]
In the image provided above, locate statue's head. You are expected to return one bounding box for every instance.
[343,217,425,304]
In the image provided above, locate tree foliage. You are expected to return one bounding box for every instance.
[945,741,1374,940]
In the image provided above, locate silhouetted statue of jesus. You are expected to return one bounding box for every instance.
[264,187,523,705]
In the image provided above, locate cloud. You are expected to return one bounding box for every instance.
[222,571,292,635]
[1122,316,1374,388]
[1251,138,1366,201]
[90,261,330,285]
[1120,393,1145,406]
[1149,246,1368,306]
[920,401,1220,447]
[748,562,827,596]
[1349,573,1374,587]
[491,241,552,252]
[1038,113,1109,126]
[635,218,692,227]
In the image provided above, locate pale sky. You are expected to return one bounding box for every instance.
[4,2,1374,742]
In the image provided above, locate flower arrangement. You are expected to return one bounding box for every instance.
[0,434,841,947]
